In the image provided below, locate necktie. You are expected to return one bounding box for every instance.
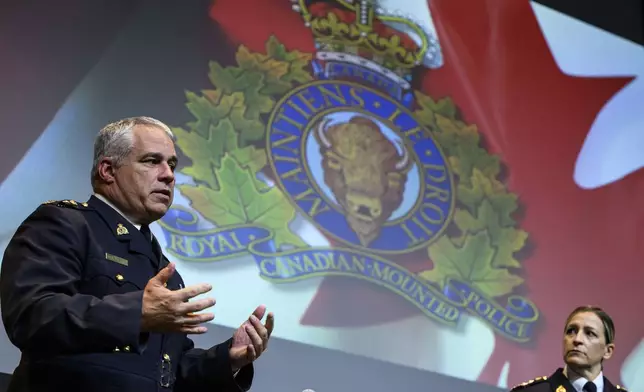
[583,381,597,392]
[140,224,152,242]
[140,224,162,263]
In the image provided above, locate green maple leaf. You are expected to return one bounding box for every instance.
[173,119,268,191]
[200,89,265,147]
[174,89,270,187]
[217,111,268,181]
[229,145,267,177]
[265,35,313,84]
[453,201,527,268]
[179,155,304,249]
[434,114,500,182]
[198,93,266,175]
[172,91,242,187]
[419,232,523,298]
[183,92,216,139]
[236,45,292,96]
[413,91,457,131]
[458,168,518,226]
[178,39,313,158]
[454,141,501,184]
[208,61,275,122]
[172,121,235,189]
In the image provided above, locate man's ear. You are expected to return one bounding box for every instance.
[603,343,615,361]
[97,157,117,184]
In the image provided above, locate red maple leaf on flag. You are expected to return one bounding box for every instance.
[208,0,641,386]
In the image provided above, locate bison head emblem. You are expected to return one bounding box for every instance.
[313,115,413,247]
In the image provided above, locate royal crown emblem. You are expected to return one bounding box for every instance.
[292,0,442,107]
[160,0,541,344]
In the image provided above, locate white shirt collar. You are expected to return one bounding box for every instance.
[93,193,141,230]
[564,366,604,392]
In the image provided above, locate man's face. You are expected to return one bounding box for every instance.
[562,311,614,370]
[110,125,177,224]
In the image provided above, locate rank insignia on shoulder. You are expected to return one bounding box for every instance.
[116,223,129,236]
[43,199,88,208]
[616,385,628,391]
[510,376,548,390]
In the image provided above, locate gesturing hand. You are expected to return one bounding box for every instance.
[140,263,216,334]
[229,305,274,371]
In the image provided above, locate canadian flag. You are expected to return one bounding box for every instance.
[209,0,644,387]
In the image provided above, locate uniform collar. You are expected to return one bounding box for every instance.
[93,193,141,230]
[88,195,141,240]
[564,366,604,392]
[88,195,159,264]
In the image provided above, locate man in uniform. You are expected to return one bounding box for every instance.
[510,306,627,392]
[0,116,273,392]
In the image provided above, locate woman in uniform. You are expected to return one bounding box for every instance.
[511,306,627,392]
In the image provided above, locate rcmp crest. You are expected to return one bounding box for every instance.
[159,0,540,342]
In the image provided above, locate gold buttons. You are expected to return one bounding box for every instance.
[163,353,170,361]
[124,346,130,352]
[116,274,124,281]
[113,347,120,352]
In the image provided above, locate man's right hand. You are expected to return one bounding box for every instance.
[140,263,215,334]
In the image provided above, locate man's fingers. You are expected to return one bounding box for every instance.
[176,283,212,301]
[249,315,268,339]
[178,297,216,314]
[246,317,269,358]
[245,323,264,350]
[179,311,215,325]
[252,304,267,321]
[265,312,274,338]
[181,325,208,334]
[152,262,175,285]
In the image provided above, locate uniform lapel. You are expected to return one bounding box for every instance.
[548,368,577,392]
[88,195,158,267]
[602,376,618,392]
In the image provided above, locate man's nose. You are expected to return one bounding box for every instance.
[159,163,175,183]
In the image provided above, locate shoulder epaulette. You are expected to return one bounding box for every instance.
[510,376,548,390]
[616,385,628,391]
[42,199,89,209]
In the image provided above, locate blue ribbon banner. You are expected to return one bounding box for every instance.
[159,206,539,342]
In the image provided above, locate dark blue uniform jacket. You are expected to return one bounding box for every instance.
[0,196,253,392]
[510,368,627,392]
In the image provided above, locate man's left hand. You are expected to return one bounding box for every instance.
[229,305,274,371]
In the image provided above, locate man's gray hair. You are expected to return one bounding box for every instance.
[90,116,175,187]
